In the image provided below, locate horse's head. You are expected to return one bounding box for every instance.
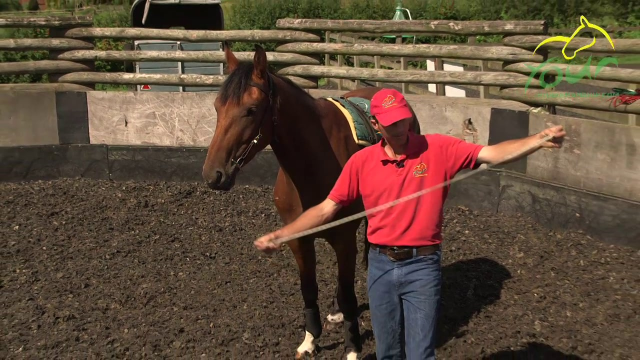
[202,43,276,191]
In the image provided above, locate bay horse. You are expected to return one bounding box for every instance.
[202,43,420,359]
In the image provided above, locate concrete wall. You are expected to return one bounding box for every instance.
[87,92,217,147]
[82,90,532,149]
[527,113,640,202]
[1,89,638,248]
[0,91,59,146]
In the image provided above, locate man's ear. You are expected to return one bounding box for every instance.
[370,117,381,131]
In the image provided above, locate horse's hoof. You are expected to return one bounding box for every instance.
[295,349,317,359]
[296,331,317,359]
[326,312,344,323]
[323,321,341,331]
[346,351,359,360]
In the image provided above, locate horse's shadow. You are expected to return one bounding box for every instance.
[358,257,513,358]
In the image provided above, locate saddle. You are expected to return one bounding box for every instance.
[323,96,382,147]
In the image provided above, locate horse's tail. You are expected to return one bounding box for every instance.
[362,217,370,269]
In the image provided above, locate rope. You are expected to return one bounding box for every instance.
[271,134,554,247]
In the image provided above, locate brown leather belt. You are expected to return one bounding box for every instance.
[370,243,440,262]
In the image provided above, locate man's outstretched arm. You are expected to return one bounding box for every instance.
[477,125,566,165]
[254,198,342,253]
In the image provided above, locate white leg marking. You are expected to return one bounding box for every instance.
[327,312,344,323]
[295,331,316,358]
[346,351,359,360]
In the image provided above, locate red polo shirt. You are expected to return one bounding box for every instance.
[328,132,484,247]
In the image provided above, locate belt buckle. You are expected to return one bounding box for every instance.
[388,246,412,262]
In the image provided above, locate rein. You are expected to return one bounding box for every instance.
[270,134,555,247]
[231,74,278,169]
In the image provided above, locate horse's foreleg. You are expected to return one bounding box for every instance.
[327,230,362,360]
[288,237,321,359]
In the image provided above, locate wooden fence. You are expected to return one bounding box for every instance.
[303,20,640,125]
[1,15,639,125]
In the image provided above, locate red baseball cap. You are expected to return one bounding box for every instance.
[370,88,413,126]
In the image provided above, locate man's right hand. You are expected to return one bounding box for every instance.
[253,197,342,255]
[254,232,281,254]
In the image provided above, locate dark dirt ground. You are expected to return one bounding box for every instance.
[1,179,638,359]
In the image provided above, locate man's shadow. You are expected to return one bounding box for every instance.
[483,341,584,359]
[360,257,512,359]
[436,256,512,347]
[362,341,582,360]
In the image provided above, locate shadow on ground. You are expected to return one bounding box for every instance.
[483,342,584,359]
[359,257,513,359]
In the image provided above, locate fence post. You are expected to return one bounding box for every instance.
[469,36,489,99]
[541,49,557,115]
[396,35,407,94]
[374,55,381,88]
[353,35,360,88]
[435,58,445,96]
[337,33,343,90]
[630,85,639,125]
[325,31,330,66]
[324,30,330,89]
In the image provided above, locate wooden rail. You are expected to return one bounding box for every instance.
[53,50,320,65]
[276,43,544,62]
[503,36,640,54]
[276,18,548,35]
[499,88,640,115]
[0,60,92,75]
[62,28,321,42]
[502,63,640,84]
[0,83,94,91]
[0,16,93,28]
[0,38,94,51]
[278,65,540,88]
[57,72,318,89]
[326,33,502,69]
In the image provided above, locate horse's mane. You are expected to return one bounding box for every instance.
[218,62,315,105]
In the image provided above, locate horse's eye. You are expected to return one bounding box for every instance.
[246,107,257,117]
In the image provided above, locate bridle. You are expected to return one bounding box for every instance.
[230,73,278,169]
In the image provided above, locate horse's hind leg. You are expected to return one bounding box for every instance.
[327,227,362,359]
[288,237,322,359]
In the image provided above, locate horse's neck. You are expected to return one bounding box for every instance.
[269,81,339,187]
[270,86,323,161]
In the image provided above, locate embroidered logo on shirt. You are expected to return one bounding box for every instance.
[382,95,396,108]
[413,163,428,177]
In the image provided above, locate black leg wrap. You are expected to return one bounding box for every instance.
[343,317,362,353]
[304,306,322,339]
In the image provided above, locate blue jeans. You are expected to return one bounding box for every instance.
[367,246,442,360]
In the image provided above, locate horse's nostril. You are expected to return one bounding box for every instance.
[215,170,223,184]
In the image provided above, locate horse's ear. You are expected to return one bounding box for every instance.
[224,41,239,73]
[252,44,268,80]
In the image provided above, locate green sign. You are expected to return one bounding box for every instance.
[525,55,619,91]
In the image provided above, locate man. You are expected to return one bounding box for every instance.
[254,89,565,359]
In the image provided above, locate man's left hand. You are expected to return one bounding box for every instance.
[538,125,566,149]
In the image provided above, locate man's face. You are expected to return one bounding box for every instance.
[371,117,412,140]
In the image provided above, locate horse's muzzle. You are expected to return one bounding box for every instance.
[203,168,235,191]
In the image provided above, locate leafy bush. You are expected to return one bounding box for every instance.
[0,28,49,84]
[93,9,131,73]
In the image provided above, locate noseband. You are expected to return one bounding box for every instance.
[230,74,278,168]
